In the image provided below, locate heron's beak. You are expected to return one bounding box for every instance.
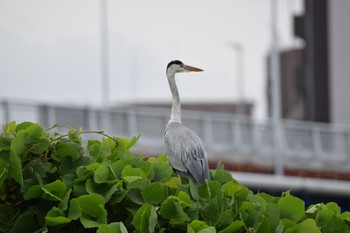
[183,64,203,72]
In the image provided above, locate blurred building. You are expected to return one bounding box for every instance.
[267,0,350,125]
[267,49,306,120]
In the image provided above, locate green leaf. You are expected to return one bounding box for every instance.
[68,198,81,220]
[295,219,321,233]
[97,138,112,161]
[110,188,128,204]
[218,220,244,233]
[94,165,111,184]
[189,179,200,201]
[67,129,82,144]
[58,188,72,211]
[265,203,281,232]
[207,180,222,199]
[3,121,16,137]
[0,136,11,151]
[282,218,296,232]
[41,180,67,201]
[76,193,107,228]
[10,211,39,233]
[0,160,8,188]
[28,138,50,155]
[213,170,233,184]
[148,155,173,182]
[249,194,267,212]
[126,177,150,191]
[132,203,157,233]
[8,130,26,185]
[177,191,192,207]
[222,180,240,198]
[315,208,348,233]
[85,178,121,203]
[126,188,145,205]
[188,220,216,233]
[188,220,208,231]
[111,159,132,179]
[88,140,102,160]
[234,185,249,203]
[216,210,235,230]
[0,204,18,232]
[97,222,129,233]
[239,201,265,231]
[339,211,350,222]
[127,134,141,149]
[122,165,149,188]
[15,121,35,132]
[197,183,210,200]
[54,140,82,161]
[142,182,167,204]
[257,217,271,233]
[60,156,93,176]
[278,193,304,222]
[25,180,67,201]
[160,197,191,224]
[122,165,147,179]
[257,192,276,204]
[98,137,117,161]
[325,202,341,215]
[45,207,71,226]
[24,184,43,200]
[166,176,182,189]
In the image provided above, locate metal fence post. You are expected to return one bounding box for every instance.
[2,100,10,124]
[231,117,242,152]
[312,126,323,159]
[87,108,98,130]
[202,117,213,150]
[47,105,56,127]
[252,122,260,152]
[127,110,137,138]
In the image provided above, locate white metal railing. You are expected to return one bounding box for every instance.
[1,99,350,173]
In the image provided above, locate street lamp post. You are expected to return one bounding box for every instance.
[270,0,284,175]
[99,0,110,106]
[228,41,245,116]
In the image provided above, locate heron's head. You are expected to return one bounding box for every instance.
[166,60,203,75]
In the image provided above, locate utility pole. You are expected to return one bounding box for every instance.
[270,0,284,175]
[228,41,245,116]
[99,0,110,106]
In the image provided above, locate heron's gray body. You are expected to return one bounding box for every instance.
[164,121,209,184]
[163,60,209,184]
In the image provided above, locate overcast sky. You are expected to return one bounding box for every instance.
[0,0,303,119]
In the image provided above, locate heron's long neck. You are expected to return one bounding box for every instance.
[167,72,181,123]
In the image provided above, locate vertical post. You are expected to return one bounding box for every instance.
[87,108,98,131]
[202,117,213,150]
[235,44,245,116]
[231,118,242,152]
[228,42,245,115]
[100,0,110,106]
[312,125,322,159]
[270,0,284,175]
[2,100,10,124]
[127,110,137,138]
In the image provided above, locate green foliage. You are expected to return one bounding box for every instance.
[0,121,349,233]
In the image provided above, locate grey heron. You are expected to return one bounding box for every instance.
[163,60,209,184]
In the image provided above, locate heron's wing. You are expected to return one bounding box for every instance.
[164,122,209,183]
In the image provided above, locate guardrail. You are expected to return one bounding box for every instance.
[1,99,350,173]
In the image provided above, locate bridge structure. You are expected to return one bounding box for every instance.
[1,99,350,197]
